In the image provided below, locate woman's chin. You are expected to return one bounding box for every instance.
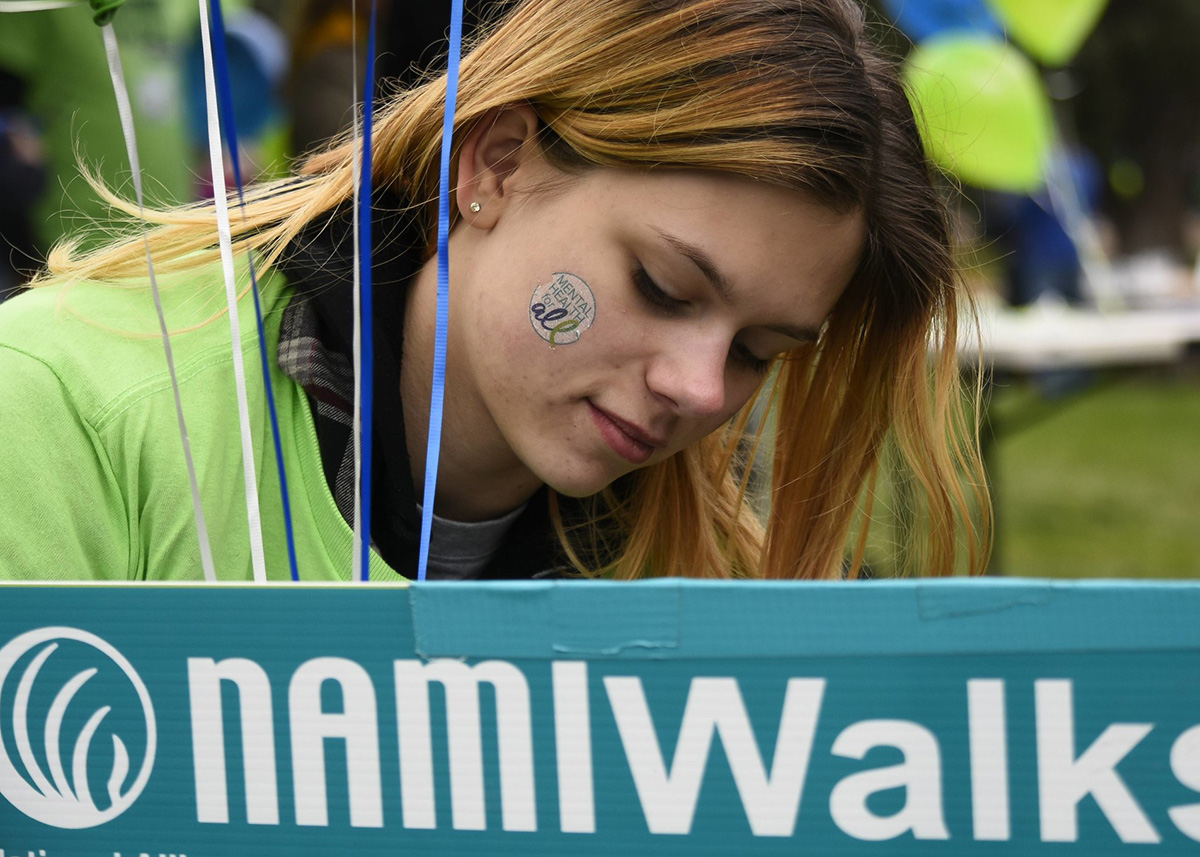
[538,463,632,500]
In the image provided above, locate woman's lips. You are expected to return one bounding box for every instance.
[588,401,658,464]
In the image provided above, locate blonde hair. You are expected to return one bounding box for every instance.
[41,0,989,579]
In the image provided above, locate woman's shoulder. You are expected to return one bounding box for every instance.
[0,270,291,423]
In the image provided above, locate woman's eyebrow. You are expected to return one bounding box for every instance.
[655,228,821,343]
[656,228,734,302]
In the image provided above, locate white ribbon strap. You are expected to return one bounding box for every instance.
[197,0,268,582]
[101,23,217,582]
[0,1,77,11]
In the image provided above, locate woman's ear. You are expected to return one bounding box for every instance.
[455,104,541,227]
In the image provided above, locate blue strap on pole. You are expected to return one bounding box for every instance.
[207,0,301,582]
[358,0,379,581]
[417,0,466,582]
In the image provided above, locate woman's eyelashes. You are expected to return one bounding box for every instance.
[632,264,686,313]
[730,340,774,376]
[633,263,773,375]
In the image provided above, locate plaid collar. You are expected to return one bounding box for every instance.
[275,197,425,573]
[277,289,358,519]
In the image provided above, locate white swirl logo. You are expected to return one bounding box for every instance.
[0,627,156,828]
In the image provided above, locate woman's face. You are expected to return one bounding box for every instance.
[446,166,865,502]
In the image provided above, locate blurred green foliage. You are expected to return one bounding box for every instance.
[992,373,1200,578]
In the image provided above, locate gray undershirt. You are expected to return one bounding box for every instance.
[421,502,527,581]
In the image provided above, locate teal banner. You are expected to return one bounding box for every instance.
[1,579,1199,855]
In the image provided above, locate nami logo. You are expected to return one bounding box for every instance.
[0,627,156,828]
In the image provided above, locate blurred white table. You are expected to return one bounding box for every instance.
[963,303,1200,371]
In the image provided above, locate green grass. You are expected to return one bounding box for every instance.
[990,373,1200,579]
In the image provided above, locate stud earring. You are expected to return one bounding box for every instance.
[469,201,482,213]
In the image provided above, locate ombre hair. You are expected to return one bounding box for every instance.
[42,0,990,579]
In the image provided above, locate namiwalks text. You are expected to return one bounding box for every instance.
[186,656,1200,844]
[5,581,1199,854]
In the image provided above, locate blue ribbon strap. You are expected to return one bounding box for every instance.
[357,0,379,581]
[207,0,301,582]
[417,0,466,582]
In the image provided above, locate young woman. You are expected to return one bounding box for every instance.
[0,0,988,581]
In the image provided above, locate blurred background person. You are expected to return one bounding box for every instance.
[0,69,45,302]
[285,0,516,157]
[0,2,196,260]
[286,0,375,157]
[182,6,291,196]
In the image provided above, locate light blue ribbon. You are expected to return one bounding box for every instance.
[417,0,466,582]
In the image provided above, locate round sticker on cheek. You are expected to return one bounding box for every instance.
[529,272,596,347]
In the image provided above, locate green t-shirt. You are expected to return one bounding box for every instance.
[0,270,399,581]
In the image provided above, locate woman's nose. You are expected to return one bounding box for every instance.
[644,338,727,418]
